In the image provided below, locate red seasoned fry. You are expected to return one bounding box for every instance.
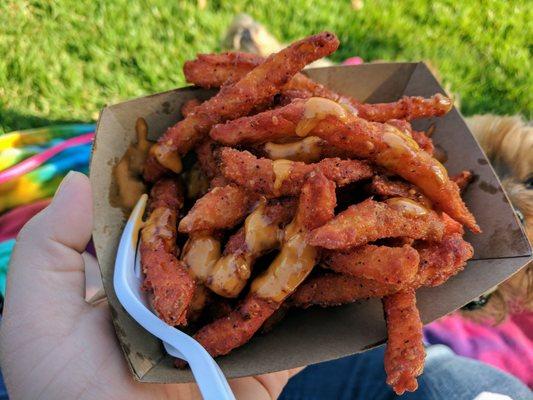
[192,295,279,358]
[184,52,265,88]
[210,97,478,231]
[386,119,434,154]
[357,94,452,122]
[140,179,195,326]
[185,52,452,123]
[181,98,201,118]
[144,32,339,181]
[210,98,308,145]
[183,52,339,101]
[195,139,219,179]
[367,175,432,207]
[309,198,444,249]
[206,197,296,297]
[178,184,256,233]
[290,273,401,308]
[262,136,349,163]
[322,244,419,285]
[193,172,336,357]
[383,289,425,395]
[219,147,373,197]
[452,170,474,192]
[411,130,435,155]
[295,231,473,308]
[414,233,473,287]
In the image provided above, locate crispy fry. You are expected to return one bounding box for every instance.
[219,147,373,197]
[452,170,474,192]
[441,212,465,236]
[195,139,219,179]
[192,294,279,358]
[184,52,264,88]
[210,98,307,145]
[411,130,435,155]
[357,94,452,122]
[209,175,230,188]
[144,32,339,181]
[322,244,419,285]
[178,184,256,233]
[181,98,201,118]
[194,172,336,357]
[368,175,432,207]
[291,231,473,309]
[206,198,296,297]
[414,233,473,287]
[369,176,464,235]
[309,198,444,249]
[140,179,195,326]
[262,136,349,163]
[386,119,434,154]
[211,97,477,231]
[183,52,340,100]
[186,52,452,123]
[290,273,401,308]
[383,289,425,395]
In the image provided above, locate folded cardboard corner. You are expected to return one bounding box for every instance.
[89,62,532,383]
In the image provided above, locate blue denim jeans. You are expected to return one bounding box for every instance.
[279,345,532,400]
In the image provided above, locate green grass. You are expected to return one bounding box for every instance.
[0,0,531,133]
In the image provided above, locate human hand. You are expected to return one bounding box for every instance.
[0,171,300,400]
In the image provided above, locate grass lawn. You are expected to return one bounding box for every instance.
[0,0,531,134]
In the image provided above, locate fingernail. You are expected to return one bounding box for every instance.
[53,171,78,201]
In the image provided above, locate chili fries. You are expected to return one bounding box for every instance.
[124,31,478,394]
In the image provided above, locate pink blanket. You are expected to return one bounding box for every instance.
[424,313,533,387]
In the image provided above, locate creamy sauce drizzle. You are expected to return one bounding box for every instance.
[382,124,420,152]
[265,136,324,163]
[141,208,175,246]
[208,254,250,298]
[244,199,281,252]
[181,235,221,282]
[385,197,429,217]
[377,125,450,189]
[152,143,183,173]
[207,199,283,297]
[251,222,317,302]
[272,159,293,194]
[295,97,348,137]
[114,118,151,210]
[430,161,448,185]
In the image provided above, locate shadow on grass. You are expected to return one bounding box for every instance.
[0,108,92,134]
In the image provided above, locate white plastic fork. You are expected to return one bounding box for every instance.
[114,194,235,400]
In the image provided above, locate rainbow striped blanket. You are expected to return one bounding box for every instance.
[0,124,94,294]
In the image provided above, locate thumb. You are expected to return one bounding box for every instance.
[5,171,93,314]
[20,170,93,254]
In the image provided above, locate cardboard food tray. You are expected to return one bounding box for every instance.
[89,62,532,383]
